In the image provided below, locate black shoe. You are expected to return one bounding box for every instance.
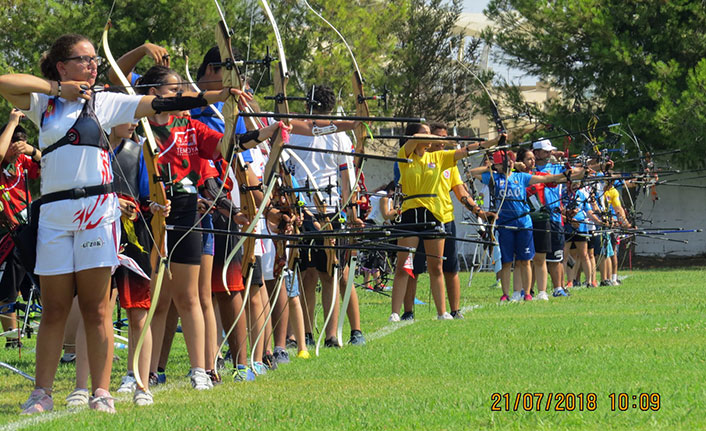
[324,337,341,348]
[348,330,366,346]
[149,372,159,387]
[285,337,297,349]
[4,338,21,349]
[400,311,414,321]
[305,332,315,347]
[207,369,222,385]
[262,352,278,371]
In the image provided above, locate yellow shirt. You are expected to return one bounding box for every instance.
[603,187,622,209]
[435,166,463,223]
[397,148,457,222]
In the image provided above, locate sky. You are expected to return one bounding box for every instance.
[461,0,537,85]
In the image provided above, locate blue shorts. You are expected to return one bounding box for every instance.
[284,270,300,298]
[498,227,535,264]
[201,213,215,256]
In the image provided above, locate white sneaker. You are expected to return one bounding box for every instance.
[65,388,89,407]
[510,291,523,302]
[190,368,213,390]
[537,291,549,301]
[389,312,401,322]
[437,312,453,320]
[117,374,137,394]
[133,388,154,406]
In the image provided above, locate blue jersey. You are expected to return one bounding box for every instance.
[190,101,247,136]
[481,171,533,228]
[535,162,566,223]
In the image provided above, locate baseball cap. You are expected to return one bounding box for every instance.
[532,139,557,151]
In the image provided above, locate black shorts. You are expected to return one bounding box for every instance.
[166,193,201,265]
[589,234,601,251]
[530,216,551,254]
[398,207,442,233]
[0,250,31,303]
[412,220,459,274]
[566,232,588,243]
[299,213,343,273]
[546,220,565,262]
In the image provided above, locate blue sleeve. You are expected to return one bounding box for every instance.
[480,172,490,185]
[393,162,400,185]
[520,172,532,188]
[137,150,150,201]
[130,73,141,87]
[235,116,246,134]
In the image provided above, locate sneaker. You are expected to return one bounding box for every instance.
[400,311,415,321]
[520,290,526,299]
[216,357,226,371]
[262,352,278,371]
[207,369,222,385]
[65,388,89,407]
[297,350,311,359]
[524,294,533,301]
[537,291,549,301]
[273,347,291,364]
[450,310,464,319]
[600,280,611,286]
[133,388,153,406]
[5,338,21,349]
[510,291,523,302]
[552,287,569,297]
[590,281,598,288]
[285,338,298,349]
[324,337,341,348]
[148,372,159,387]
[88,388,116,413]
[437,312,453,320]
[348,330,366,345]
[252,361,269,375]
[233,365,256,382]
[60,353,76,364]
[20,388,53,415]
[117,374,136,394]
[305,332,315,347]
[190,369,213,390]
[157,372,166,384]
[609,280,619,286]
[389,312,401,322]
[500,294,510,302]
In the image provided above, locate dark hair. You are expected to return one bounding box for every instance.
[429,121,447,134]
[384,180,396,193]
[307,85,336,114]
[135,66,181,95]
[39,34,91,81]
[399,123,428,148]
[0,123,27,143]
[197,46,243,81]
[516,148,533,164]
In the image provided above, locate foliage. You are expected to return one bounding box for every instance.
[483,0,706,167]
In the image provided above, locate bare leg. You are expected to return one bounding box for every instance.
[198,254,218,371]
[423,238,446,316]
[339,265,361,331]
[445,272,461,312]
[533,253,548,293]
[390,236,419,315]
[301,267,318,334]
[403,276,416,314]
[318,271,339,339]
[163,263,205,369]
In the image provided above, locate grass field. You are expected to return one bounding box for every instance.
[1,268,705,430]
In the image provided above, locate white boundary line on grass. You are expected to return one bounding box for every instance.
[366,304,482,342]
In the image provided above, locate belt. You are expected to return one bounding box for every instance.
[41,183,115,205]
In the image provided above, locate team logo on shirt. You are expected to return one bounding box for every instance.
[443,169,450,179]
[428,162,436,168]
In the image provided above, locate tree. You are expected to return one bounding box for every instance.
[484,0,706,166]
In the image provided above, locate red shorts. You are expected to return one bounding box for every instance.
[211,261,245,293]
[115,268,151,309]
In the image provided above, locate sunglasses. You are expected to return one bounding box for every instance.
[62,55,104,67]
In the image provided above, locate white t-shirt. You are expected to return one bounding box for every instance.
[367,191,390,225]
[23,92,141,230]
[285,132,355,214]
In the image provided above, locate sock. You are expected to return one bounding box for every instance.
[611,274,618,282]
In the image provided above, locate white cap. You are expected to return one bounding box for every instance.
[532,139,557,151]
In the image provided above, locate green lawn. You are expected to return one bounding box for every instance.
[1,268,704,430]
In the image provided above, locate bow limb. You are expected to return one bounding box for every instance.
[102,21,168,392]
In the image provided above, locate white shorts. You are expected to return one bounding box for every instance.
[35,221,120,276]
[261,238,275,281]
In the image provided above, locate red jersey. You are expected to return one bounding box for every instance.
[0,154,40,227]
[525,170,556,211]
[148,115,222,194]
